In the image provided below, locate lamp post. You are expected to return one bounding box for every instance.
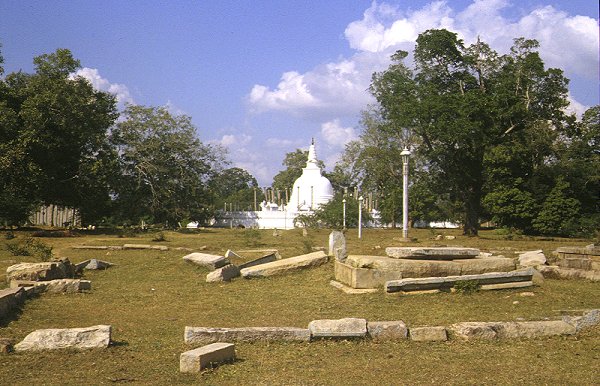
[342,198,347,230]
[358,196,363,239]
[400,147,411,240]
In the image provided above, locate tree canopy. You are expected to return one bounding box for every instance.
[368,29,573,235]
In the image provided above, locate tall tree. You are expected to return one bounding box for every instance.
[0,48,118,225]
[370,30,570,235]
[111,105,224,225]
[209,167,263,211]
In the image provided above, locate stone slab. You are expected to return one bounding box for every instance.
[329,280,379,294]
[184,327,310,344]
[10,279,91,294]
[206,264,241,282]
[14,325,111,351]
[238,253,279,270]
[537,266,600,281]
[183,253,229,270]
[385,269,535,293]
[240,251,327,278]
[308,318,367,339]
[451,321,575,340]
[123,244,169,250]
[368,321,408,342]
[409,326,447,342]
[479,281,533,290]
[385,247,480,260]
[180,342,235,373]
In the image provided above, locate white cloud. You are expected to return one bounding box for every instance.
[214,134,252,147]
[320,119,357,147]
[71,67,134,108]
[266,138,296,147]
[565,93,588,118]
[246,1,598,120]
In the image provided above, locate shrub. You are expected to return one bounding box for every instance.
[5,237,53,261]
[152,231,167,242]
[454,280,480,295]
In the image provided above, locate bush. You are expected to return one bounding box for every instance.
[454,280,480,294]
[5,237,53,261]
[152,231,168,242]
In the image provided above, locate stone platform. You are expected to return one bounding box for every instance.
[555,245,600,271]
[335,254,516,289]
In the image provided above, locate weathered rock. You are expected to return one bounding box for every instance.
[451,321,575,340]
[308,318,367,339]
[238,253,278,270]
[385,269,535,293]
[563,309,600,332]
[240,251,327,278]
[445,235,456,240]
[184,327,310,344]
[272,229,282,237]
[537,265,600,281]
[6,260,73,283]
[0,338,13,353]
[409,326,447,341]
[328,231,347,262]
[182,253,229,270]
[206,264,240,282]
[11,279,91,294]
[14,325,111,351]
[72,245,109,250]
[74,259,114,271]
[385,247,480,260]
[180,343,235,373]
[368,321,408,342]
[0,287,26,317]
[518,250,547,267]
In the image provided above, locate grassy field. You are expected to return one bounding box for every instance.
[0,227,599,385]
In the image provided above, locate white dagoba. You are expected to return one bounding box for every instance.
[288,139,334,213]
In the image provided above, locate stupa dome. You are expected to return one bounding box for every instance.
[288,140,334,212]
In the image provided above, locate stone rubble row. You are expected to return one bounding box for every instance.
[183,311,599,346]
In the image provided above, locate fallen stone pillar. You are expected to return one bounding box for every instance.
[240,251,327,278]
[184,327,310,344]
[385,269,535,293]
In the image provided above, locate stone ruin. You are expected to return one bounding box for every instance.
[333,244,528,292]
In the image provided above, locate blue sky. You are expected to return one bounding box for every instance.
[1,0,598,185]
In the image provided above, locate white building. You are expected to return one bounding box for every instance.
[201,140,335,229]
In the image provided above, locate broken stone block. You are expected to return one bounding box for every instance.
[240,251,327,278]
[206,264,241,282]
[6,260,73,283]
[409,326,447,342]
[367,321,408,342]
[0,287,26,317]
[451,321,575,340]
[308,318,367,339]
[14,325,111,351]
[180,343,235,373]
[183,253,229,270]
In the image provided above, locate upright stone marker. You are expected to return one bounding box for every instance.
[328,231,347,262]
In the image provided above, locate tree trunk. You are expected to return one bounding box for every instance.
[463,185,481,236]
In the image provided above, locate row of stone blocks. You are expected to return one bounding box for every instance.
[183,311,600,348]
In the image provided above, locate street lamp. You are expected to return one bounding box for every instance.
[400,147,411,240]
[358,196,363,239]
[342,198,347,230]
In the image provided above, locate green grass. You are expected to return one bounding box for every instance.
[0,228,599,385]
